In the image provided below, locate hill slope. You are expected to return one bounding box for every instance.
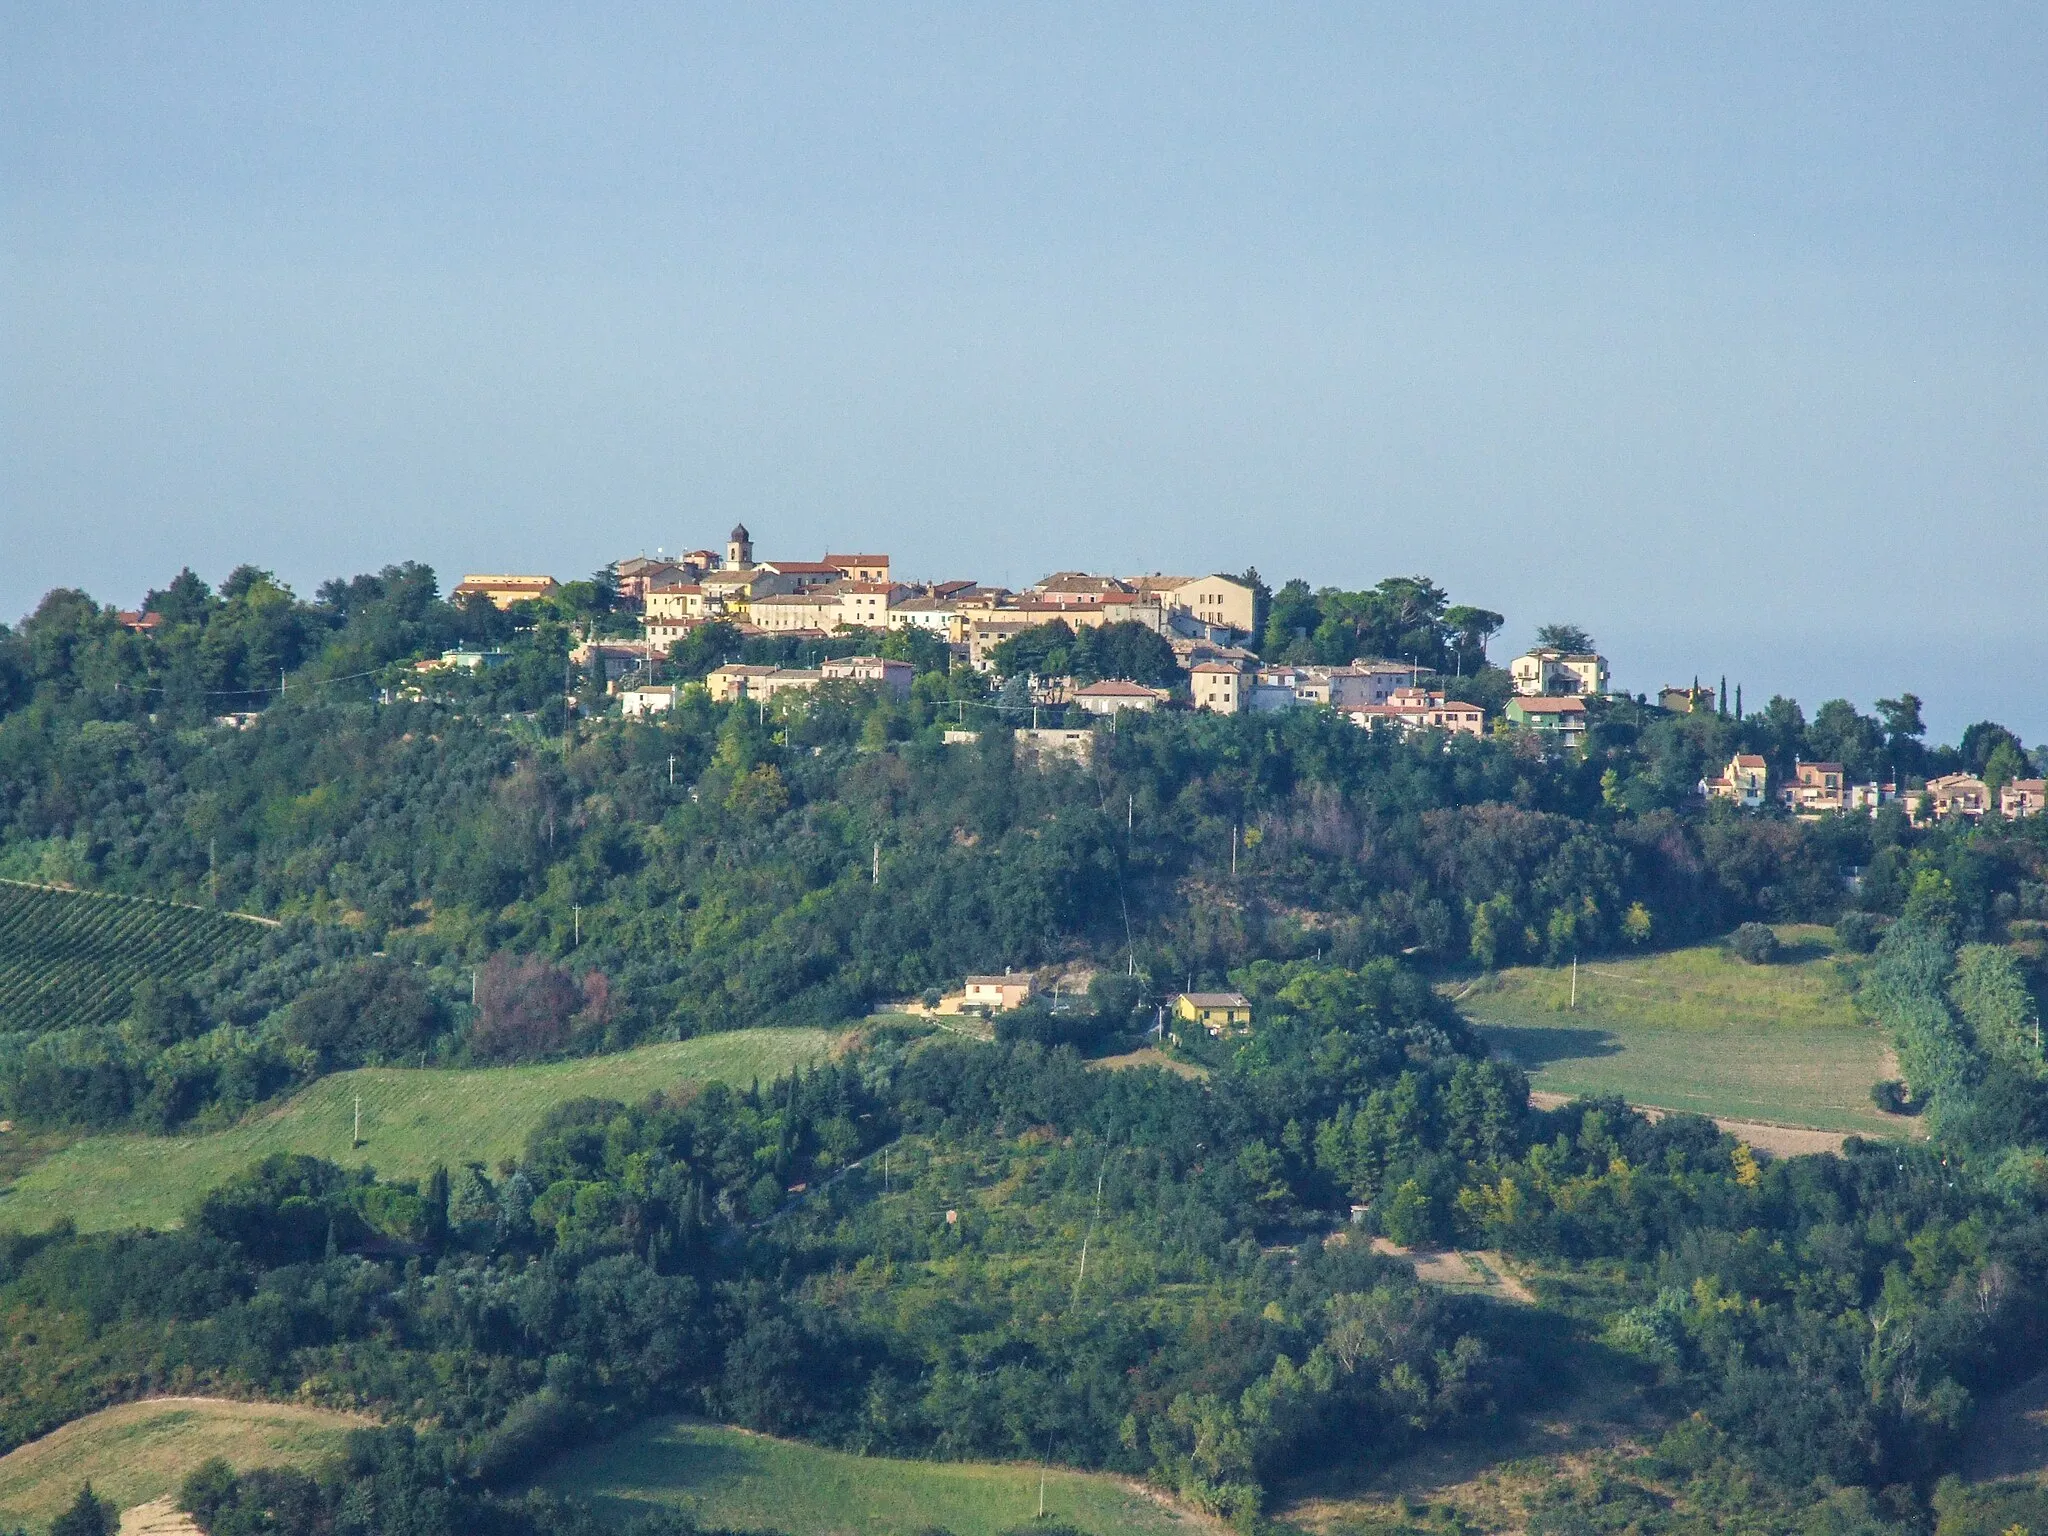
[0,881,268,1035]
[1459,926,1904,1134]
[535,1416,1218,1536]
[0,1398,366,1529]
[0,1027,835,1232]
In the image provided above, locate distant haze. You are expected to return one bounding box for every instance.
[4,6,2043,741]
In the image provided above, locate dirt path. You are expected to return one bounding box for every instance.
[1526,1090,1852,1155]
[121,1498,202,1536]
[1367,1237,1538,1304]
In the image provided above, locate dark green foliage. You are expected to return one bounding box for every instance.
[47,1485,115,1536]
[1836,909,1882,953]
[284,958,450,1068]
[1729,922,1779,964]
[987,619,1180,686]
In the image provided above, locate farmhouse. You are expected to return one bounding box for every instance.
[1173,991,1253,1037]
[964,974,1036,1011]
[451,574,560,610]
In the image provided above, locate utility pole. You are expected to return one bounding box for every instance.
[1127,792,1133,831]
[668,754,676,787]
[872,841,880,884]
[573,905,581,946]
[1231,824,1238,877]
[353,1093,362,1147]
[1571,954,1578,1008]
[208,837,217,907]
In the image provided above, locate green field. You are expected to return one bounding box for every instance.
[1459,927,1902,1134]
[0,1398,365,1528]
[535,1417,1215,1536]
[0,1027,834,1233]
[0,880,267,1035]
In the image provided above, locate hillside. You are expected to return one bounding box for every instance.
[1459,926,1907,1134]
[533,1416,1218,1536]
[0,881,267,1035]
[0,1398,366,1530]
[0,1027,834,1232]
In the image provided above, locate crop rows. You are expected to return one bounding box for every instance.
[0,881,267,1036]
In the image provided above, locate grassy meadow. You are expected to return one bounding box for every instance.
[0,1027,834,1233]
[0,1398,367,1528]
[1459,926,1904,1134]
[534,1417,1214,1536]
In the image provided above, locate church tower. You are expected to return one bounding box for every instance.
[726,523,753,569]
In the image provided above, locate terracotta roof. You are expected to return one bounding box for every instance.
[1511,696,1588,714]
[1073,679,1167,697]
[1176,991,1249,1008]
[824,553,889,564]
[1733,754,1767,768]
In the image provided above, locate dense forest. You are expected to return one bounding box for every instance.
[2,565,2047,1536]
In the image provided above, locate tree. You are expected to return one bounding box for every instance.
[1876,693,1927,774]
[49,1484,115,1536]
[1730,923,1780,964]
[1985,740,2026,800]
[1443,605,1505,675]
[1534,624,1595,654]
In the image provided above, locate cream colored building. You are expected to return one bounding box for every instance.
[1190,661,1247,713]
[645,586,711,622]
[964,973,1036,1011]
[835,582,905,629]
[619,684,678,718]
[1073,679,1168,715]
[1346,688,1486,738]
[750,592,843,633]
[451,574,560,610]
[821,655,914,699]
[1511,649,1610,697]
[825,553,891,583]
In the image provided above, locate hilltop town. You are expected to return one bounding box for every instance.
[429,526,2044,827]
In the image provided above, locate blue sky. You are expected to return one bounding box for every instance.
[4,5,2043,742]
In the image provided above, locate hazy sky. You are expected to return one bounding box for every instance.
[5,5,2043,741]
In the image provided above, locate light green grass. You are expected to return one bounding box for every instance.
[0,1398,365,1527]
[1459,926,1899,1133]
[535,1417,1213,1536]
[0,1028,833,1233]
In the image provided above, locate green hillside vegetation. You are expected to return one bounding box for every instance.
[0,880,266,1035]
[0,1398,365,1528]
[1461,926,1901,1133]
[0,1026,832,1232]
[535,1417,1212,1536]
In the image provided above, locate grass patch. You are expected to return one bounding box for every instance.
[0,1398,365,1528]
[1458,927,1899,1134]
[0,1028,834,1233]
[533,1416,1212,1536]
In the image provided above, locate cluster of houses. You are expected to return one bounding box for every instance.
[1702,753,2044,823]
[457,524,1629,746]
[948,970,1255,1042]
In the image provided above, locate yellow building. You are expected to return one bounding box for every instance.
[451,574,560,610]
[1172,991,1252,1036]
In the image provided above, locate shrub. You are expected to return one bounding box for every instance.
[1870,1079,1909,1114]
[1835,910,1881,954]
[1730,923,1780,965]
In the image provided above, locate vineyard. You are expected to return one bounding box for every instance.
[0,880,268,1036]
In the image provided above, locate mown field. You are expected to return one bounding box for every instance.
[0,1027,835,1233]
[0,880,267,1035]
[0,1398,367,1529]
[1459,926,1903,1134]
[534,1416,1215,1536]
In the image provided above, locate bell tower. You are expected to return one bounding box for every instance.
[726,523,753,568]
